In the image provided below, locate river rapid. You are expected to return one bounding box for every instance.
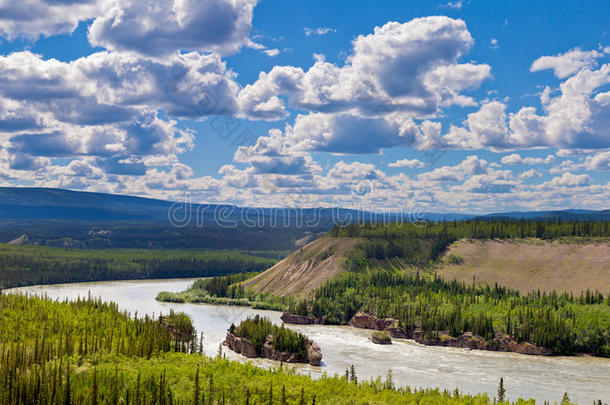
[10,278,610,404]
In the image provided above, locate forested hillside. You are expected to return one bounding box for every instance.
[167,219,610,357]
[0,220,315,251]
[0,245,276,289]
[298,220,610,356]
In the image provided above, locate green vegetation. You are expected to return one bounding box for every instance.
[296,266,610,356]
[157,274,291,310]
[162,219,610,356]
[330,219,610,270]
[230,315,309,357]
[331,219,610,242]
[0,291,564,404]
[0,217,321,251]
[0,244,276,288]
[372,330,392,344]
[0,291,199,404]
[294,220,610,356]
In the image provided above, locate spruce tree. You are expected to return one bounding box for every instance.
[91,368,98,405]
[349,365,357,384]
[193,365,200,405]
[268,382,273,404]
[497,377,506,403]
[63,364,71,405]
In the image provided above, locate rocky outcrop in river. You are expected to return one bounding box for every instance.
[280,310,552,355]
[417,331,553,355]
[348,312,410,339]
[348,312,552,355]
[349,312,553,355]
[223,331,258,358]
[223,331,323,366]
[280,312,327,325]
[371,331,392,345]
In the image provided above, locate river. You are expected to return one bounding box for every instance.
[10,278,610,404]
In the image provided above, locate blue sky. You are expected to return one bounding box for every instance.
[0,0,608,213]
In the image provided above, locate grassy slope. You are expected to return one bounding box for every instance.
[437,238,610,294]
[243,237,362,298]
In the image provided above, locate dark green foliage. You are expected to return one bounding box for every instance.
[372,330,391,344]
[165,311,196,342]
[233,316,309,358]
[297,268,609,355]
[331,218,610,243]
[498,377,506,402]
[191,273,251,298]
[158,276,294,311]
[0,244,276,289]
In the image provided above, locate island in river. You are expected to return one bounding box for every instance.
[223,315,323,365]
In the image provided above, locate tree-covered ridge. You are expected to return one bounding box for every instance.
[193,274,251,299]
[326,220,610,271]
[0,292,567,404]
[0,244,276,288]
[230,315,309,357]
[331,219,610,242]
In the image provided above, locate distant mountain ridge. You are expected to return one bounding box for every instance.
[0,187,607,222]
[0,187,183,221]
[477,209,610,221]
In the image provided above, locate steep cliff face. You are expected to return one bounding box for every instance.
[222,331,258,358]
[243,237,362,298]
[223,332,323,366]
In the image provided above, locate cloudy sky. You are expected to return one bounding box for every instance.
[0,0,608,213]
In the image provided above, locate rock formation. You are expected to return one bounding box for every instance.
[223,331,258,358]
[223,331,323,365]
[280,312,327,325]
[346,312,552,355]
[280,310,553,355]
